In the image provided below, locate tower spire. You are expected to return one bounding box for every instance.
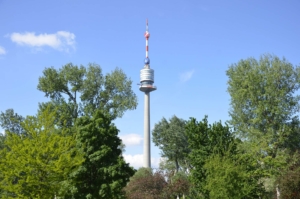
[144,19,150,65]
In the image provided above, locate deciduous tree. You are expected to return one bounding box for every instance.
[226,54,300,193]
[204,152,264,199]
[0,109,24,135]
[124,168,167,199]
[185,116,236,198]
[0,108,83,198]
[152,116,190,173]
[68,110,135,199]
[124,168,190,199]
[227,54,300,155]
[37,63,137,125]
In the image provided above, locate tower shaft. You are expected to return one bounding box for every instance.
[143,92,151,167]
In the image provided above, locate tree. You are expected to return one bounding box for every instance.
[185,116,237,198]
[0,133,4,150]
[38,98,76,128]
[0,109,25,135]
[37,63,138,125]
[0,107,83,198]
[166,171,191,198]
[204,151,264,199]
[68,110,135,199]
[276,151,300,198]
[226,54,300,189]
[124,168,167,199]
[152,116,190,173]
[124,168,190,199]
[227,54,300,152]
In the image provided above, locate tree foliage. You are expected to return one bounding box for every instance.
[68,110,135,199]
[0,62,138,198]
[152,116,190,172]
[227,54,300,157]
[226,54,300,194]
[0,108,83,198]
[0,109,25,135]
[204,152,264,199]
[0,134,4,150]
[37,63,138,125]
[124,168,190,199]
[276,151,300,198]
[185,116,237,198]
[124,168,167,199]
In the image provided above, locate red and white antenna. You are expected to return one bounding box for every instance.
[144,19,150,64]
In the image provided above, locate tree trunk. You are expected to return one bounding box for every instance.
[175,158,179,173]
[276,184,280,199]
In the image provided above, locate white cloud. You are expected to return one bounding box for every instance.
[10,31,75,52]
[0,46,6,55]
[123,154,143,168]
[123,154,161,169]
[120,134,143,146]
[180,70,195,82]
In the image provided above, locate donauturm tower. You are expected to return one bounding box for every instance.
[139,19,156,168]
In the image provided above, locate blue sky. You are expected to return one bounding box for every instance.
[0,0,299,168]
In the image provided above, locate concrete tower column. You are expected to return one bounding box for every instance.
[143,92,151,168]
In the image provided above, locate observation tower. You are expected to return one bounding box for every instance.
[140,19,156,168]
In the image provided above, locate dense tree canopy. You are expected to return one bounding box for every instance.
[124,168,167,199]
[68,110,135,199]
[0,63,139,198]
[37,63,138,125]
[185,116,237,198]
[227,54,300,153]
[152,116,190,172]
[204,152,264,199]
[276,151,300,198]
[124,168,190,199]
[0,108,83,198]
[227,54,300,195]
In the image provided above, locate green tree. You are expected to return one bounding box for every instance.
[204,151,264,199]
[69,110,135,199]
[38,98,76,128]
[37,63,138,125]
[0,133,4,150]
[185,116,237,198]
[276,151,300,198]
[227,54,300,153]
[0,108,83,198]
[152,116,190,173]
[226,54,300,189]
[0,109,25,135]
